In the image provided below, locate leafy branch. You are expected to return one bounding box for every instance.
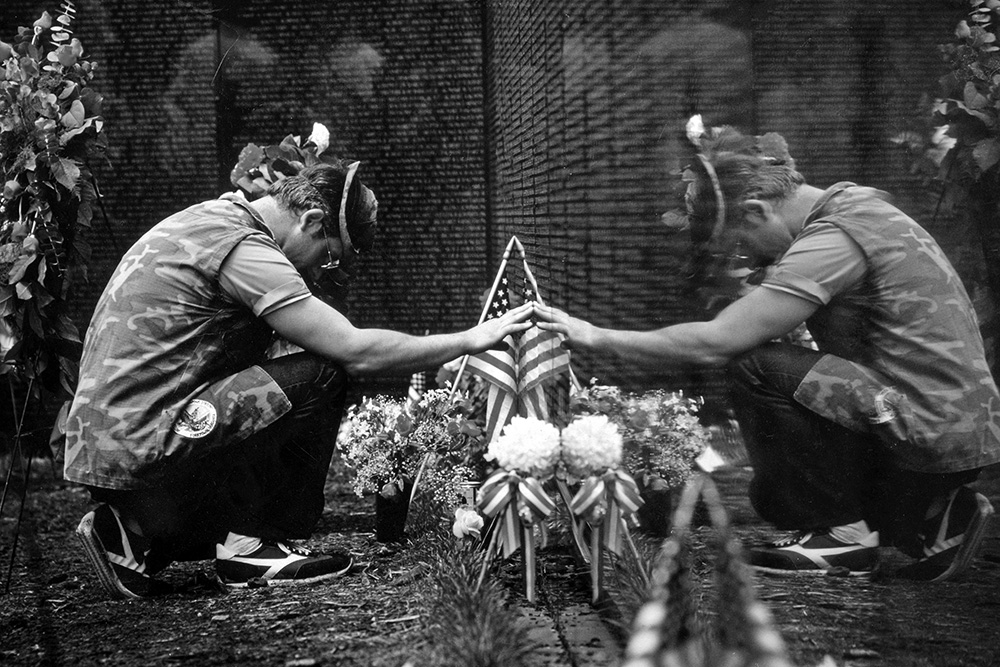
[936,0,1000,183]
[0,1,108,397]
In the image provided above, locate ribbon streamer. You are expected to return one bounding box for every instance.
[570,468,644,603]
[570,468,643,555]
[477,468,556,602]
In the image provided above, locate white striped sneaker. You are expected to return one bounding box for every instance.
[216,541,352,587]
[749,529,880,575]
[897,486,994,582]
[75,504,172,599]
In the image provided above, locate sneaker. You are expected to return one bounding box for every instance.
[216,541,353,588]
[749,529,880,575]
[897,486,994,582]
[75,504,172,599]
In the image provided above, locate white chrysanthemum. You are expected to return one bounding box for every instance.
[561,414,622,477]
[487,416,561,478]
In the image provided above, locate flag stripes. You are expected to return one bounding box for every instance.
[462,236,572,444]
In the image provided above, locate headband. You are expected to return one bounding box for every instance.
[696,153,727,246]
[339,161,361,255]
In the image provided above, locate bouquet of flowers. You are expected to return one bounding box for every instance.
[1,2,106,393]
[571,381,710,490]
[340,388,483,512]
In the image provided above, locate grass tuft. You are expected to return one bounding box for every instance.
[417,528,540,667]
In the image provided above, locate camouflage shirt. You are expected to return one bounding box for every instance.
[64,196,293,489]
[786,183,1000,473]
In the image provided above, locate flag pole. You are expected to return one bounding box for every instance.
[511,237,582,392]
[448,235,519,400]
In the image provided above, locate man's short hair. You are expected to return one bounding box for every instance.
[268,162,379,252]
[687,126,804,247]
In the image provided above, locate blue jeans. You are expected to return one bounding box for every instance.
[90,352,348,563]
[728,343,978,553]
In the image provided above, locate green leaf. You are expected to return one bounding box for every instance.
[60,99,85,128]
[973,138,1000,173]
[27,303,44,338]
[49,157,80,190]
[10,223,29,243]
[0,285,14,316]
[33,12,53,31]
[16,281,33,300]
[3,179,23,199]
[53,313,81,343]
[7,252,37,284]
[964,81,990,110]
[230,143,264,184]
[54,43,78,67]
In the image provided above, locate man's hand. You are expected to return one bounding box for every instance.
[533,303,598,351]
[466,302,534,353]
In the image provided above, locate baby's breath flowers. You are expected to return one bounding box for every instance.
[339,389,485,511]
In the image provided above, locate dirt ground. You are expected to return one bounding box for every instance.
[2,453,999,667]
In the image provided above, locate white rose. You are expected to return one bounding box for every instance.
[452,506,484,539]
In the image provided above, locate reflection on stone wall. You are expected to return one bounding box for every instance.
[482,0,982,403]
[1,0,982,403]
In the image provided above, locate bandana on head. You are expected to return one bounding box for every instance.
[230,122,377,253]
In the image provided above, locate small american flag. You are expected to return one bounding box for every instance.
[406,370,426,412]
[465,244,571,444]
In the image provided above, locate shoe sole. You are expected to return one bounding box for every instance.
[221,557,354,589]
[76,512,142,600]
[928,492,994,583]
[751,564,872,578]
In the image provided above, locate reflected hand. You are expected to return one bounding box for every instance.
[533,303,597,351]
[467,302,534,353]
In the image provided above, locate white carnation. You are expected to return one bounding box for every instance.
[308,122,331,155]
[685,114,705,146]
[487,416,561,478]
[560,414,622,477]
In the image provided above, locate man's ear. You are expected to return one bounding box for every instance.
[741,199,773,228]
[299,208,327,233]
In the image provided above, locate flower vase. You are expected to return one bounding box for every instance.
[636,479,678,538]
[375,479,413,543]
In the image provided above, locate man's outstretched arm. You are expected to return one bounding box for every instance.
[265,296,534,376]
[534,286,819,369]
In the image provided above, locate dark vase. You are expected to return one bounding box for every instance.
[636,481,678,538]
[374,479,413,543]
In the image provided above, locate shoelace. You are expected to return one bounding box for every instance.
[770,531,812,548]
[277,541,313,557]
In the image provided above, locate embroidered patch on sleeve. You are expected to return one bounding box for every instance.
[174,399,218,438]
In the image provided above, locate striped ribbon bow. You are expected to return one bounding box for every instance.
[478,468,556,557]
[570,468,644,603]
[477,468,556,602]
[570,468,644,556]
